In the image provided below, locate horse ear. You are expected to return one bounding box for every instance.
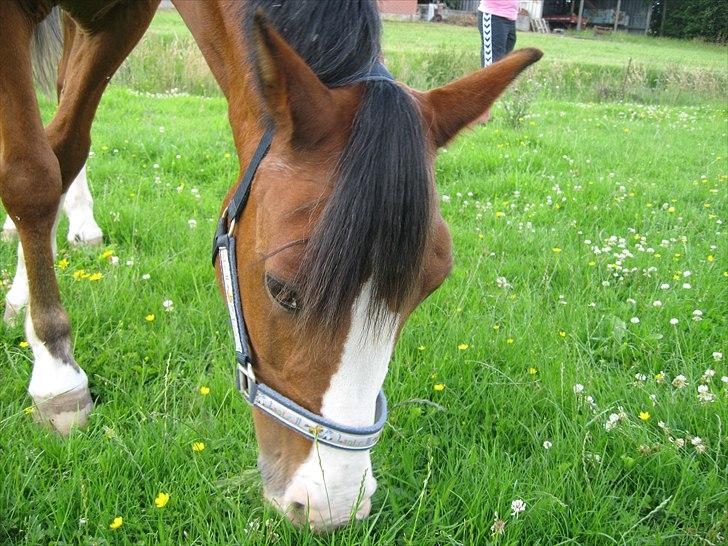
[251,11,335,149]
[420,48,543,148]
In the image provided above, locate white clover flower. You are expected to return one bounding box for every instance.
[441,194,450,202]
[110,256,119,266]
[650,394,657,406]
[573,384,584,394]
[510,499,526,517]
[495,276,512,290]
[682,283,692,289]
[721,376,728,384]
[163,299,174,312]
[691,437,703,447]
[627,298,636,305]
[543,440,552,450]
[188,218,198,229]
[683,270,691,277]
[670,318,679,325]
[713,352,723,361]
[602,281,610,287]
[630,317,640,324]
[673,438,685,448]
[635,373,647,382]
[126,260,134,267]
[142,273,151,281]
[703,369,715,380]
[652,300,663,307]
[660,283,670,290]
[692,309,703,321]
[672,374,687,388]
[586,395,597,410]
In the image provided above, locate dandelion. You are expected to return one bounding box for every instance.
[154,492,170,508]
[543,440,552,450]
[669,318,679,325]
[145,314,155,322]
[162,299,174,312]
[192,441,205,452]
[199,386,210,396]
[573,384,584,394]
[433,383,445,392]
[457,343,469,350]
[510,499,526,517]
[109,517,123,529]
[639,411,651,421]
[630,317,640,324]
[672,374,687,388]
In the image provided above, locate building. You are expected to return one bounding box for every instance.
[378,0,419,20]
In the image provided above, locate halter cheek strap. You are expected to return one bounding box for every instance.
[212,66,392,450]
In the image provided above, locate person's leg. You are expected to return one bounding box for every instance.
[505,19,517,55]
[477,10,485,68]
[476,13,508,124]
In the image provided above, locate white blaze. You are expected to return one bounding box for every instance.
[270,282,398,528]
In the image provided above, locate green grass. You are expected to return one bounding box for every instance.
[1,11,727,546]
[120,11,727,105]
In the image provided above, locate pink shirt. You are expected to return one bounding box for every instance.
[479,0,519,21]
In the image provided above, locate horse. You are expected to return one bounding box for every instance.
[0,0,541,530]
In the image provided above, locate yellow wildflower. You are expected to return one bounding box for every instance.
[19,341,29,348]
[23,406,34,415]
[192,441,205,452]
[199,386,210,396]
[72,269,87,280]
[528,367,538,375]
[58,258,69,270]
[88,272,103,282]
[145,314,155,322]
[433,384,445,392]
[559,331,567,338]
[552,247,562,253]
[495,211,505,218]
[457,343,469,350]
[109,517,123,529]
[417,345,426,351]
[639,411,651,421]
[101,249,114,260]
[154,492,170,508]
[506,338,514,344]
[707,255,715,262]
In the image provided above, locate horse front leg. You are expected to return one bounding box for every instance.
[0,4,92,435]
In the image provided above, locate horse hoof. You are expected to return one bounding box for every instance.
[67,226,104,247]
[3,302,22,327]
[31,387,93,436]
[1,227,18,243]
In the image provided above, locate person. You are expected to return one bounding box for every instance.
[477,0,519,123]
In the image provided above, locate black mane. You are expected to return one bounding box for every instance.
[244,0,432,332]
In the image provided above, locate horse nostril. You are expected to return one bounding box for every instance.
[289,501,305,512]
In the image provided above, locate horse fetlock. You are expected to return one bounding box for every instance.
[67,218,103,246]
[31,386,93,436]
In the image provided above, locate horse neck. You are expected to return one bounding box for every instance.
[175,0,262,153]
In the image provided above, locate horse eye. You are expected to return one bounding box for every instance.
[265,274,300,312]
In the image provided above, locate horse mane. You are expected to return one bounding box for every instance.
[244,0,432,333]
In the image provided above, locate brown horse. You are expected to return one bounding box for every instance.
[0,0,541,530]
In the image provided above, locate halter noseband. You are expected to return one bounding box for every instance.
[211,64,393,451]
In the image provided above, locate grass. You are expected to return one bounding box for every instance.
[118,11,728,105]
[1,10,727,546]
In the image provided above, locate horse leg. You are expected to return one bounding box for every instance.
[63,164,103,246]
[46,1,159,194]
[0,3,91,435]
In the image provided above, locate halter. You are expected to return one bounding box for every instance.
[211,63,393,451]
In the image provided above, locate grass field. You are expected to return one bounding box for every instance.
[1,11,727,546]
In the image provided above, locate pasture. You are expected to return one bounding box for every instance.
[1,13,727,545]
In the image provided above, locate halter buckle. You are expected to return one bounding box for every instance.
[236,360,257,404]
